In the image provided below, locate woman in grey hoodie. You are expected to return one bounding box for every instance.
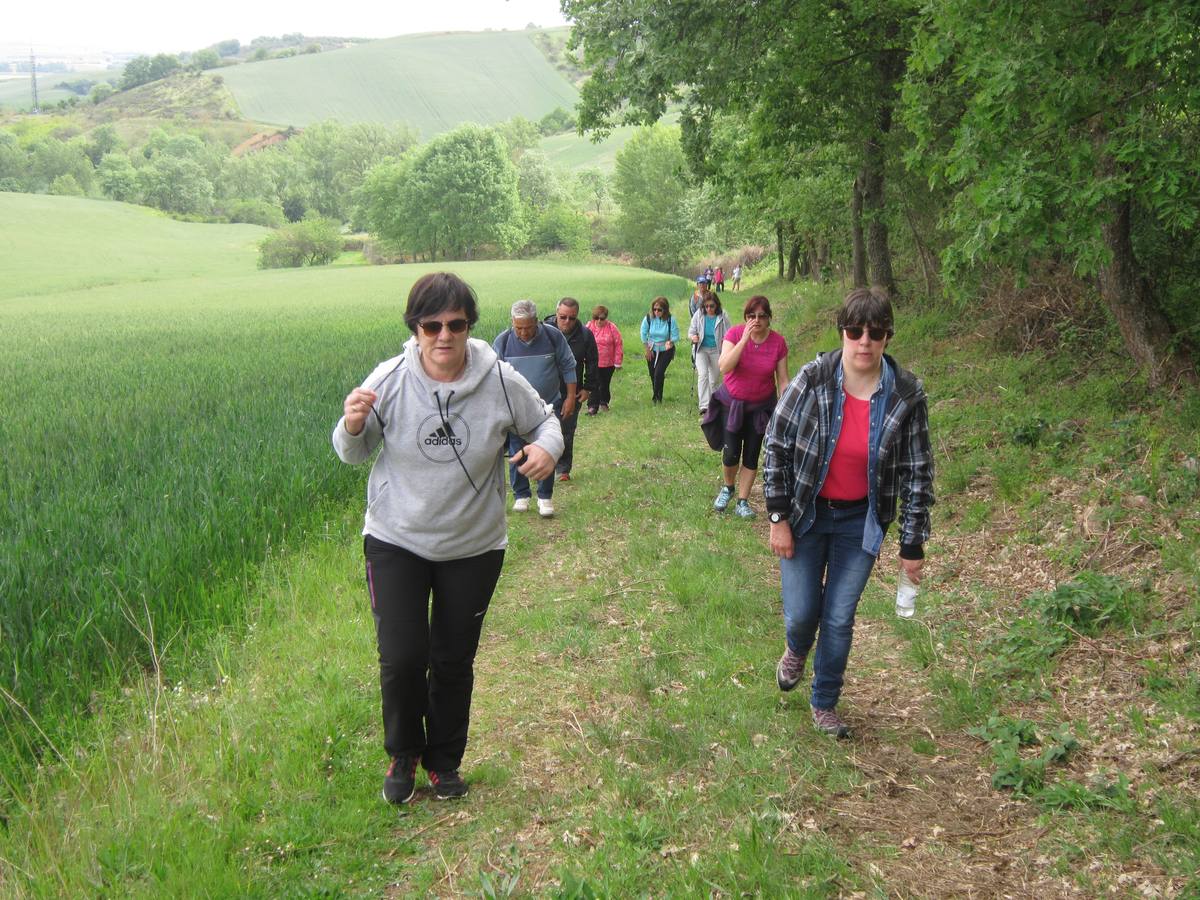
[333,273,563,804]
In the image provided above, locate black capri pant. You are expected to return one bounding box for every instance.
[723,416,765,469]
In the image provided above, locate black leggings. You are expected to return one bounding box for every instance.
[590,366,616,410]
[646,347,675,402]
[723,417,765,469]
[364,534,504,771]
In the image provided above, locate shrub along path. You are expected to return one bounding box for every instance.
[1,280,1195,896]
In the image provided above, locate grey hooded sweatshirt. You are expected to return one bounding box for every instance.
[332,336,563,561]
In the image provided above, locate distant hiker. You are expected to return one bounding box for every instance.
[702,295,789,518]
[688,290,731,415]
[333,272,563,803]
[704,265,714,284]
[585,304,623,414]
[714,265,725,293]
[731,264,742,292]
[494,299,577,517]
[762,287,934,739]
[544,297,598,482]
[640,297,680,405]
[689,276,708,318]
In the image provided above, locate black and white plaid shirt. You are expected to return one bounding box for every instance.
[763,350,934,558]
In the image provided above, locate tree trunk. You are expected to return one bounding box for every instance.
[786,223,802,281]
[776,221,785,279]
[860,138,896,295]
[1098,194,1192,386]
[903,202,937,299]
[850,176,867,288]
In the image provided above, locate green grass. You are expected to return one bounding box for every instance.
[2,200,1197,893]
[0,77,74,111]
[218,31,579,137]
[0,192,690,801]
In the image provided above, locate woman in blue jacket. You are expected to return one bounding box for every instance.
[639,296,681,404]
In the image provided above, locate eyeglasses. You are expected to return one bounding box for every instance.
[652,307,666,313]
[745,312,770,320]
[593,315,607,321]
[704,304,717,310]
[842,325,891,342]
[418,318,469,336]
[558,314,578,322]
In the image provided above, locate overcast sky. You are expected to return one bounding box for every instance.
[9,0,570,55]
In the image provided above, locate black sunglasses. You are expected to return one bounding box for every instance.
[745,312,770,320]
[558,313,578,321]
[593,315,607,321]
[418,318,469,336]
[652,307,665,313]
[842,325,891,342]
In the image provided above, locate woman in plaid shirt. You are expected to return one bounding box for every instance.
[762,288,934,738]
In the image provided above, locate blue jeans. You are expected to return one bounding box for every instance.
[779,504,877,710]
[508,433,553,500]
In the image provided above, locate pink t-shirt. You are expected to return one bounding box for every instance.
[819,391,870,500]
[723,325,788,402]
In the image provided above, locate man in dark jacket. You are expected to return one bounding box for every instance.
[544,297,599,481]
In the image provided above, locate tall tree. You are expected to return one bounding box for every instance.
[903,0,1199,381]
[360,124,524,260]
[611,124,693,270]
[565,0,919,293]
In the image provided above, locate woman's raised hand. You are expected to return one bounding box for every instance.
[343,388,378,436]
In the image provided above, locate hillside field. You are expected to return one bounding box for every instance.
[218,30,579,138]
[0,192,689,794]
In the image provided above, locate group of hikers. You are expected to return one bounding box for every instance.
[333,271,934,803]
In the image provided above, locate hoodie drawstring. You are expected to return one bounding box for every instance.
[434,389,482,495]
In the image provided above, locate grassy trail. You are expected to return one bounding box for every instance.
[2,280,1197,897]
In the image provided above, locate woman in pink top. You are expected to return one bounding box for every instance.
[584,304,624,414]
[702,295,789,518]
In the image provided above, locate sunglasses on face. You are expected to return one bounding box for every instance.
[558,313,578,322]
[842,325,891,342]
[418,318,469,336]
[745,312,770,320]
[704,304,717,310]
[593,315,607,321]
[652,308,665,313]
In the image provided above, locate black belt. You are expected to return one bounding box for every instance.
[816,496,868,510]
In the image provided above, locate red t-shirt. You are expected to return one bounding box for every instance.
[723,326,788,402]
[819,391,870,500]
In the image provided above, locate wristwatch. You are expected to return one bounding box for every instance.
[768,512,786,524]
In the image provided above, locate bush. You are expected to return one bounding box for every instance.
[226,199,285,227]
[257,215,342,268]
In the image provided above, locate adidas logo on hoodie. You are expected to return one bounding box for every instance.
[424,424,462,447]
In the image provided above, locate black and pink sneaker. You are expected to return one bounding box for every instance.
[383,755,418,804]
[428,769,468,800]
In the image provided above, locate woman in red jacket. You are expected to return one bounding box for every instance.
[585,304,624,414]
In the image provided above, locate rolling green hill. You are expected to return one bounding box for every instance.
[218,30,580,138]
[0,192,264,300]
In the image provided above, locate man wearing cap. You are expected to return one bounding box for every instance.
[689,276,710,318]
[494,299,577,517]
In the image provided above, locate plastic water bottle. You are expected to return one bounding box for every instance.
[895,570,918,618]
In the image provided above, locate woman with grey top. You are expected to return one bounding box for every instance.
[333,272,562,804]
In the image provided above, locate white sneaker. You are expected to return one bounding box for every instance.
[537,498,554,518]
[512,497,530,512]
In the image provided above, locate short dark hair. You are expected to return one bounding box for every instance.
[837,287,893,334]
[557,297,580,311]
[403,272,480,333]
[744,295,772,318]
[650,297,670,316]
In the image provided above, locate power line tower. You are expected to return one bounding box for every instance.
[30,51,41,113]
